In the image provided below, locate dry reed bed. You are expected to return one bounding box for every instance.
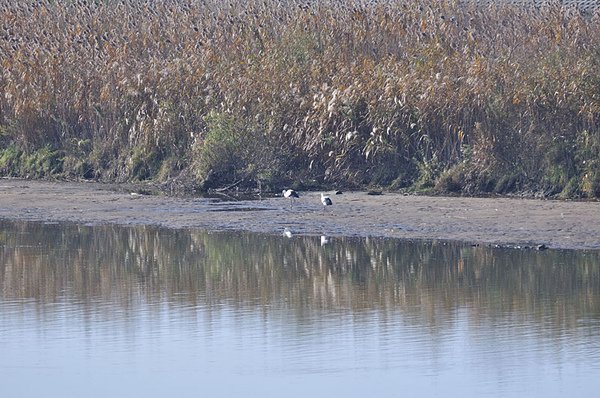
[1,0,600,196]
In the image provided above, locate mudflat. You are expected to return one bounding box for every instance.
[0,179,599,250]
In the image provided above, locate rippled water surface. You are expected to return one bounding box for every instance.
[1,220,599,397]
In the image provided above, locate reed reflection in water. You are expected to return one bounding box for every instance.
[1,220,599,397]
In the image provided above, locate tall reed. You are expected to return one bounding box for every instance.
[1,0,599,196]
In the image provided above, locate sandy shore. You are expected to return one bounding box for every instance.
[0,179,599,250]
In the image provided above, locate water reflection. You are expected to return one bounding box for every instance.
[1,220,599,397]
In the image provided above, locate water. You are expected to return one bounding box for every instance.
[1,220,599,397]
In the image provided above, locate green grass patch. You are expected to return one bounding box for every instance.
[0,145,64,178]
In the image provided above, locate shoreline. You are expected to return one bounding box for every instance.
[1,179,599,251]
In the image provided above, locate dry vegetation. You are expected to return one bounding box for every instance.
[1,0,600,197]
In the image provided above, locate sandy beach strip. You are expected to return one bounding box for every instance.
[0,179,599,250]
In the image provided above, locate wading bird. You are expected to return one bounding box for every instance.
[321,193,332,210]
[282,189,299,206]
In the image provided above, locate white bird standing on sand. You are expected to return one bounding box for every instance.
[320,193,332,210]
[282,189,299,206]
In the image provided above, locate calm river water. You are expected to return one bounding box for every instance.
[1,220,599,397]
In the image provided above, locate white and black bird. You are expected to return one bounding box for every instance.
[282,189,300,206]
[320,193,333,210]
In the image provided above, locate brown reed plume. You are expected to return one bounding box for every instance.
[1,0,599,196]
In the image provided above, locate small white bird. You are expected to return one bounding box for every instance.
[282,189,300,206]
[320,193,332,210]
[283,228,293,238]
[320,235,329,246]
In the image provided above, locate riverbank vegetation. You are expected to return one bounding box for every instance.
[1,0,600,197]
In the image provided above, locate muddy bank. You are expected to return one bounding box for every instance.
[0,179,599,250]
